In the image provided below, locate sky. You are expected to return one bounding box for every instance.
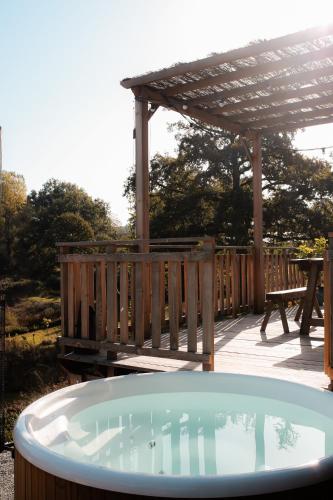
[1,0,333,225]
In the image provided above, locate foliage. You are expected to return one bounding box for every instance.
[14,178,119,281]
[0,171,27,272]
[124,122,333,244]
[296,237,328,258]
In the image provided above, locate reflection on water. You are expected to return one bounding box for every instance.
[49,392,333,476]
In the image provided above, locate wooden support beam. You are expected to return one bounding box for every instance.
[135,96,150,335]
[135,96,149,251]
[252,133,265,314]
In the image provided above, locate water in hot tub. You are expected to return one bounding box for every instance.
[50,392,333,476]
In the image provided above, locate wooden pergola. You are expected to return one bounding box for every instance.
[121,23,333,313]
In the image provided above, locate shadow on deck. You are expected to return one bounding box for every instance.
[60,306,329,390]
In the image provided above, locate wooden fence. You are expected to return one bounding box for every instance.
[58,239,215,371]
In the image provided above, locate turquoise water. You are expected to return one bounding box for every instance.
[50,392,333,476]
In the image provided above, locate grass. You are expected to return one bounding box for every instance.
[6,325,61,346]
[4,325,67,442]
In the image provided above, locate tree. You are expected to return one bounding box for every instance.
[16,179,118,280]
[0,171,27,271]
[124,122,333,244]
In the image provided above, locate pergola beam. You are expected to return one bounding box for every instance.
[121,23,333,90]
[163,46,333,97]
[247,104,333,129]
[265,114,333,133]
[213,81,333,116]
[225,93,333,123]
[189,66,333,106]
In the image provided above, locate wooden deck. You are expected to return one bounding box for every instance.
[61,306,329,390]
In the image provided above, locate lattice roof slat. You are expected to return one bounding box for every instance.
[121,24,333,133]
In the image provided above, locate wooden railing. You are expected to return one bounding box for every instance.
[58,238,215,371]
[214,246,304,318]
[214,247,254,317]
[264,247,305,293]
[57,238,307,371]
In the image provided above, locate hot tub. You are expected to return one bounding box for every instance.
[14,372,333,499]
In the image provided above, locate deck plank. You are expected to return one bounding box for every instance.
[59,307,330,390]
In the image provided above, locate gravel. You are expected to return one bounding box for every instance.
[0,451,14,500]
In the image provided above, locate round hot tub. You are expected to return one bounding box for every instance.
[14,372,333,499]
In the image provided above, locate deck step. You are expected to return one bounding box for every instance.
[58,352,201,379]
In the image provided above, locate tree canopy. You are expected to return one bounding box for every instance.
[0,171,27,271]
[124,122,333,244]
[0,176,118,282]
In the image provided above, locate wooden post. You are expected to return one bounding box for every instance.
[252,133,265,313]
[202,239,215,371]
[59,246,69,340]
[324,233,333,388]
[135,93,150,334]
[135,94,149,251]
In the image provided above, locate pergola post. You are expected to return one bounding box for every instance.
[135,95,149,252]
[252,133,265,313]
[135,94,151,334]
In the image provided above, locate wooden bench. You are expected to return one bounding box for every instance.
[261,287,308,334]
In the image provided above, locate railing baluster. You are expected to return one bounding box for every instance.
[130,263,135,338]
[226,252,231,315]
[81,263,89,339]
[120,262,129,344]
[106,261,118,342]
[135,261,144,347]
[168,261,179,350]
[151,261,161,348]
[160,262,166,330]
[231,251,240,317]
[219,254,225,315]
[96,261,106,340]
[241,254,246,309]
[187,260,197,353]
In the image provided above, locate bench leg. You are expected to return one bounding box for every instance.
[278,299,289,333]
[314,296,323,318]
[261,301,273,332]
[294,297,304,322]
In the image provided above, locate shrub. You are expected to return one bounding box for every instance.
[296,237,327,258]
